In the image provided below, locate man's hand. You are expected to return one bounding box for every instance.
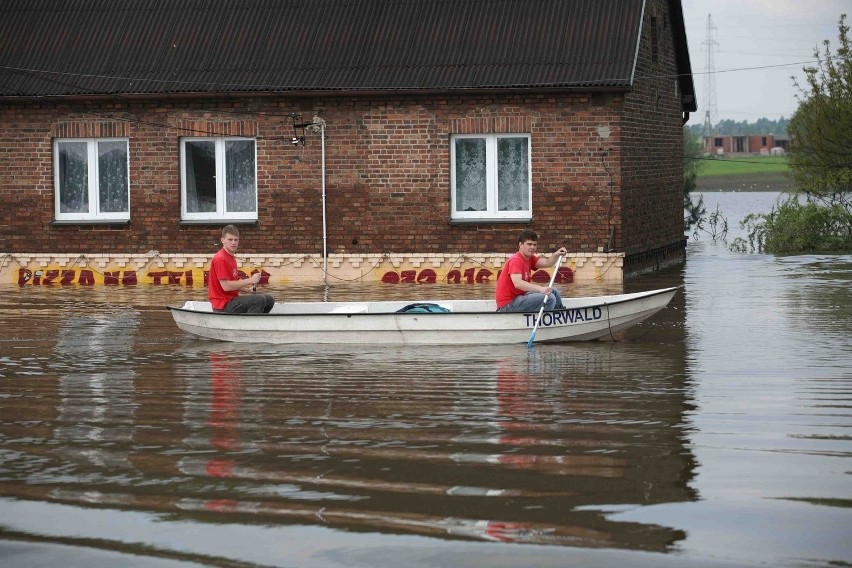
[248,272,261,292]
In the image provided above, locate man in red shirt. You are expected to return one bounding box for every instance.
[208,225,275,313]
[495,229,567,312]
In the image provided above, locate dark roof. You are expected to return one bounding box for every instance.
[0,0,695,110]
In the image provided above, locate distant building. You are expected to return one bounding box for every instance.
[704,134,788,156]
[1,0,696,286]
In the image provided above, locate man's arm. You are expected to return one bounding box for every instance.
[534,247,567,269]
[219,272,261,292]
[510,273,549,295]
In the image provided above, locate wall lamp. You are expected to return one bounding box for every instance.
[290,112,314,146]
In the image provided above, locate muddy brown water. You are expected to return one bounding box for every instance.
[0,192,850,567]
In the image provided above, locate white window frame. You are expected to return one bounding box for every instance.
[53,138,130,222]
[180,137,258,222]
[450,133,532,221]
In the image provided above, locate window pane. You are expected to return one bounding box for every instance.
[98,141,128,213]
[58,141,89,214]
[454,138,487,212]
[225,140,256,213]
[497,137,529,211]
[185,141,216,213]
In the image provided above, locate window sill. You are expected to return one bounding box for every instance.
[178,220,259,226]
[449,217,533,225]
[50,219,130,227]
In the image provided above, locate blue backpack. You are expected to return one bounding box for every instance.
[395,303,450,313]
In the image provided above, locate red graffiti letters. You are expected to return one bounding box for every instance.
[447,268,494,284]
[381,268,495,284]
[381,269,438,284]
[17,268,272,287]
[380,267,572,285]
[17,268,95,286]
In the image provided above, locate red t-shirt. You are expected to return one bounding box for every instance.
[495,253,539,308]
[208,248,240,310]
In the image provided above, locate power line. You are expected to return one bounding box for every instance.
[0,52,835,97]
[702,14,719,136]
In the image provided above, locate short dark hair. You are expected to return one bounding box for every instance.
[517,229,538,243]
[221,224,240,238]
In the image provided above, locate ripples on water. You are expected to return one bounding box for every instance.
[0,285,697,566]
[0,193,850,567]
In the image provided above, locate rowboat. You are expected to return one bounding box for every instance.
[166,286,679,345]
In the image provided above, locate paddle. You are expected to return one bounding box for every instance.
[527,254,564,349]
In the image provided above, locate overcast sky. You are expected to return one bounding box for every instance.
[680,0,849,126]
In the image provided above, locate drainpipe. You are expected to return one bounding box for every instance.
[306,117,328,285]
[320,121,327,286]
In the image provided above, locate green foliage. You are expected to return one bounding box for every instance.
[683,126,705,229]
[788,14,852,208]
[732,196,852,253]
[692,204,728,243]
[729,14,852,255]
[730,213,767,253]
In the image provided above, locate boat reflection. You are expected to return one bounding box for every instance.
[0,299,695,554]
[166,341,696,550]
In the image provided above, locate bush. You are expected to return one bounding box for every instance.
[731,15,852,255]
[733,196,852,253]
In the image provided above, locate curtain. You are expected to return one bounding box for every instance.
[454,138,487,212]
[98,141,128,213]
[58,141,88,214]
[497,137,529,211]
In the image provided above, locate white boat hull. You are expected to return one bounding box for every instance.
[167,287,680,345]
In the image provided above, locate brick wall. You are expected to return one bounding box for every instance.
[1,94,628,257]
[620,0,687,264]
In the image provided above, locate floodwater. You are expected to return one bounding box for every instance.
[0,192,850,568]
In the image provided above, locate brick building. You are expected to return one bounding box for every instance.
[0,0,696,286]
[705,134,788,156]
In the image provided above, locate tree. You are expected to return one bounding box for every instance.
[738,15,852,253]
[788,14,852,209]
[683,126,705,229]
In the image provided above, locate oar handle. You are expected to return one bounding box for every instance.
[527,253,565,348]
[544,254,563,296]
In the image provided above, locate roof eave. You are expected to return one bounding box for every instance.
[0,84,633,104]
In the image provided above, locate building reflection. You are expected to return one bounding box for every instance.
[47,312,140,505]
[0,288,694,555]
[167,333,694,551]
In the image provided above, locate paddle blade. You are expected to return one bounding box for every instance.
[526,333,536,348]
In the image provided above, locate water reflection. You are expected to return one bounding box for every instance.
[2,213,849,566]
[0,298,698,561]
[166,343,692,549]
[54,313,138,470]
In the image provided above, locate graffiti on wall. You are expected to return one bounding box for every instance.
[17,267,269,287]
[15,265,572,286]
[381,267,573,285]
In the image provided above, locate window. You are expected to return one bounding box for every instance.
[181,137,257,221]
[450,134,531,221]
[54,138,129,221]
